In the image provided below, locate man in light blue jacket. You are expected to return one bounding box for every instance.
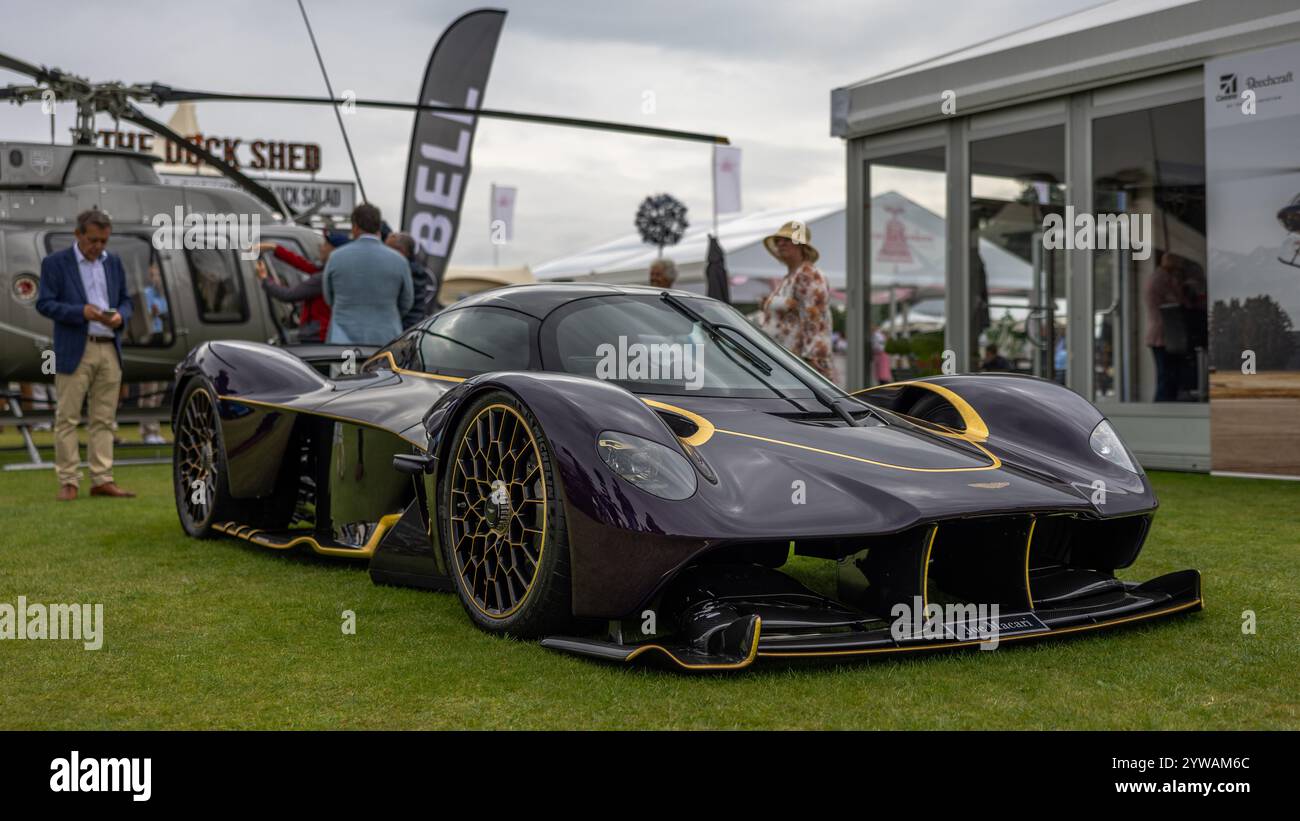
[322,203,413,344]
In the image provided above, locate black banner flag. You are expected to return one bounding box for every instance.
[401,9,507,313]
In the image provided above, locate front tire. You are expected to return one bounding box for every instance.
[438,390,577,637]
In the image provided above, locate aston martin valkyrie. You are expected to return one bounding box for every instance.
[170,284,1202,669]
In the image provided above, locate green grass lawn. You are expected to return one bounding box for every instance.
[1,463,1296,729]
[0,423,171,452]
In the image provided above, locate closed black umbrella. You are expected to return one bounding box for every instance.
[705,234,730,303]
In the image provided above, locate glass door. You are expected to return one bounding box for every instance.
[865,146,947,381]
[1092,99,1207,403]
[968,125,1067,381]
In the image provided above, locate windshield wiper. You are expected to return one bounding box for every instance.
[659,291,866,427]
[660,291,771,375]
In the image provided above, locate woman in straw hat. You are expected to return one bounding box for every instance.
[758,221,835,380]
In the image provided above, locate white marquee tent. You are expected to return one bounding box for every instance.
[532,193,1033,304]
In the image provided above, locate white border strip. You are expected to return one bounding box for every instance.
[1210,470,1300,482]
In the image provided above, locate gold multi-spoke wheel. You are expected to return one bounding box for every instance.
[173,378,296,539]
[440,391,576,636]
[173,380,230,537]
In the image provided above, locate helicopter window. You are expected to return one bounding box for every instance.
[63,155,160,186]
[259,239,314,333]
[266,239,314,291]
[186,247,249,323]
[44,233,175,348]
[258,251,301,333]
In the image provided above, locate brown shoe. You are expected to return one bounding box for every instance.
[56,484,78,501]
[90,482,136,498]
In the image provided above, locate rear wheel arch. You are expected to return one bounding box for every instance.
[173,375,297,538]
[170,371,198,428]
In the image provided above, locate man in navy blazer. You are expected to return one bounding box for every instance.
[36,209,136,500]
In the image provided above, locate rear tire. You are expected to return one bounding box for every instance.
[173,378,295,538]
[438,390,577,638]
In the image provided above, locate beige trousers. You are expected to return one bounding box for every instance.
[54,340,122,488]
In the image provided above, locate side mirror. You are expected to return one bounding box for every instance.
[392,453,436,475]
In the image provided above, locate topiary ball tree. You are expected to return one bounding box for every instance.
[635,193,689,257]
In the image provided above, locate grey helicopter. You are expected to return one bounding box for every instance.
[0,48,728,390]
[1,136,335,385]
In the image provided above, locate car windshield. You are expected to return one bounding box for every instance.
[541,293,841,399]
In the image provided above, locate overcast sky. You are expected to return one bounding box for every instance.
[2,0,1101,267]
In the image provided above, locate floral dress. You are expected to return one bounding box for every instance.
[758,262,835,380]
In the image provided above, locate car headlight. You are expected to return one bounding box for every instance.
[1089,419,1138,473]
[597,430,697,500]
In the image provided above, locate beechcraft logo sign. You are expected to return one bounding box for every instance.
[1216,68,1295,103]
[29,148,53,177]
[1206,43,1300,128]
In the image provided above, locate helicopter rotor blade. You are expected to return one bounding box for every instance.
[0,52,51,83]
[146,85,730,145]
[291,199,329,225]
[15,55,733,144]
[119,102,293,219]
